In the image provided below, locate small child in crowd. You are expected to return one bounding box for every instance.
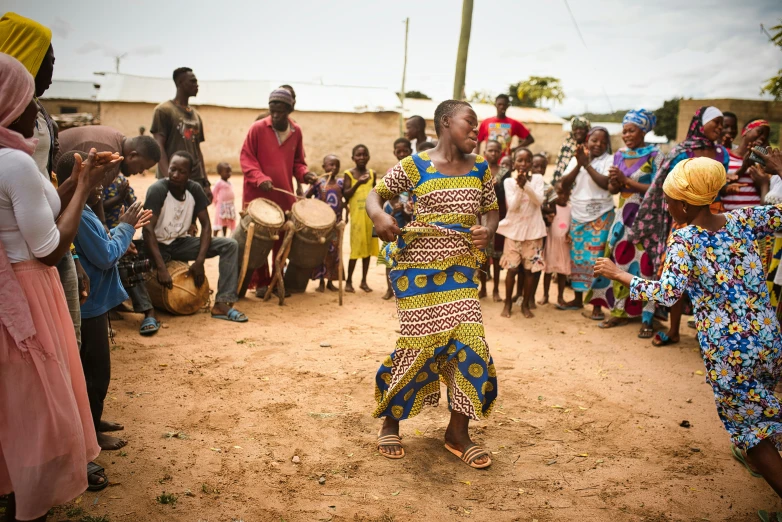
[211,162,236,237]
[380,138,414,299]
[416,141,435,152]
[343,144,378,292]
[102,170,137,230]
[307,154,345,292]
[479,140,503,301]
[539,182,571,307]
[497,148,547,319]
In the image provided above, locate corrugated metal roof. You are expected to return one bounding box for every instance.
[402,98,566,125]
[92,73,402,114]
[563,121,669,144]
[42,79,99,101]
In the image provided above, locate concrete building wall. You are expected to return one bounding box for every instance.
[678,99,782,147]
[39,98,99,116]
[98,102,403,174]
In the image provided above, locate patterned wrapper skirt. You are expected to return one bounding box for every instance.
[373,258,498,421]
[587,196,655,317]
[570,209,615,293]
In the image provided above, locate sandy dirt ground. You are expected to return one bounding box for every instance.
[48,173,782,522]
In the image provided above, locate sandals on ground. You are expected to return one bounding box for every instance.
[377,433,405,460]
[87,461,108,492]
[444,442,492,469]
[652,331,679,347]
[212,308,249,323]
[139,317,160,336]
[598,318,628,329]
[638,324,654,339]
[731,444,762,478]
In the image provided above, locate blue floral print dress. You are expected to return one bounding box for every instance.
[629,205,782,450]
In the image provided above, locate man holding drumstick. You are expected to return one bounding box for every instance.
[240,88,318,297]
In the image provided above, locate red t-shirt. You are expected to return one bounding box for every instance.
[477,116,530,157]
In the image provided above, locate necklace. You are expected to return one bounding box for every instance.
[172,99,192,113]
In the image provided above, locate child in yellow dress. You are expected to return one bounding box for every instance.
[343,144,379,292]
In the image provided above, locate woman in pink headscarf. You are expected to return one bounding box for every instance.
[0,54,121,521]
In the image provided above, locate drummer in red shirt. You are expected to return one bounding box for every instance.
[240,88,318,297]
[477,94,534,159]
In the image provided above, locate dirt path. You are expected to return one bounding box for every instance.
[52,174,780,522]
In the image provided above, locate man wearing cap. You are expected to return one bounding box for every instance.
[240,88,317,296]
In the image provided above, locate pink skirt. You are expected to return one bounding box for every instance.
[0,260,99,521]
[544,233,571,275]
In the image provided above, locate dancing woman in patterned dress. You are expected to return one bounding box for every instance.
[596,155,782,503]
[367,100,499,469]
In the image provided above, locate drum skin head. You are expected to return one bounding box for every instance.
[292,199,336,230]
[247,198,285,227]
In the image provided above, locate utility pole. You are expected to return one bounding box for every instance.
[452,0,473,100]
[114,52,127,73]
[400,17,409,136]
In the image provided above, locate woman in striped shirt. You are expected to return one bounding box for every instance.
[723,118,771,211]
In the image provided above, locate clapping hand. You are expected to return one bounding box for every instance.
[594,257,621,280]
[75,148,123,190]
[119,201,153,230]
[574,145,589,167]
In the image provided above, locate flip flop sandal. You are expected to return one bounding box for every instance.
[638,324,655,339]
[377,433,405,460]
[582,310,605,321]
[444,442,492,469]
[598,318,628,329]
[687,319,697,329]
[139,317,160,336]
[732,444,762,478]
[87,461,109,492]
[758,510,782,521]
[554,303,581,311]
[652,331,679,347]
[212,308,249,323]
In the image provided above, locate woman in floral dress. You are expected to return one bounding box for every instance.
[587,109,659,338]
[629,106,730,346]
[596,154,782,502]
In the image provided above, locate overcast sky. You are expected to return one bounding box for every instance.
[7,0,782,115]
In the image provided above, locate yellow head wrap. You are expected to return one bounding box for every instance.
[663,157,726,206]
[0,12,52,77]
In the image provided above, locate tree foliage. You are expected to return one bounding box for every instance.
[655,98,680,141]
[402,90,431,100]
[507,76,565,108]
[467,90,494,104]
[761,20,782,101]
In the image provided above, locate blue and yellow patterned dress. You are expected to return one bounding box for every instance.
[372,152,499,421]
[630,205,782,450]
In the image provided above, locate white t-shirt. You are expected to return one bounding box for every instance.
[0,149,61,262]
[154,190,196,245]
[567,153,614,223]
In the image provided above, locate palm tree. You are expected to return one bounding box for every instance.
[452,0,473,100]
[515,76,565,108]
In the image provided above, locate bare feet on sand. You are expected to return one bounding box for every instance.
[492,291,502,303]
[98,431,127,450]
[382,289,394,300]
[360,282,373,293]
[501,303,512,318]
[345,282,355,293]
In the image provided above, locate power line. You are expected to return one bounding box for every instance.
[562,0,614,112]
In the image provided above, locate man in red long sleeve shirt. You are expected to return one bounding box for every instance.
[240,88,317,296]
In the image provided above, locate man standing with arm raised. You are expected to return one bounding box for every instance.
[151,67,211,203]
[240,88,318,297]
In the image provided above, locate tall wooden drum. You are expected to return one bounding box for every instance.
[145,261,210,315]
[283,199,336,293]
[233,198,285,297]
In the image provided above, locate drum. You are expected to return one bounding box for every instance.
[233,198,285,297]
[283,199,336,293]
[145,260,210,315]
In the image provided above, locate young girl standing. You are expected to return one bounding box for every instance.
[498,148,547,319]
[478,140,503,302]
[307,154,344,292]
[595,154,782,507]
[540,182,571,308]
[211,162,236,237]
[368,100,499,468]
[343,144,378,293]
